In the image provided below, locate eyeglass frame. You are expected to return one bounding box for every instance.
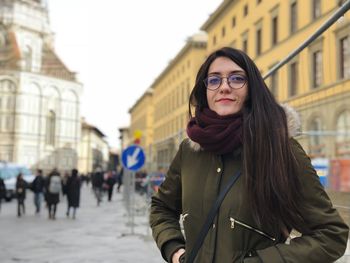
[203,74,248,90]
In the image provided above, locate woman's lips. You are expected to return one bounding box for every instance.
[216,98,234,102]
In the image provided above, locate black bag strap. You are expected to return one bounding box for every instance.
[186,170,242,263]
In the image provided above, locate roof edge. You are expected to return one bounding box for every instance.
[200,0,234,31]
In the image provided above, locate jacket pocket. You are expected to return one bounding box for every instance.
[229,217,276,242]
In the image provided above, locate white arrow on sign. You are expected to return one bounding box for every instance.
[127,147,141,168]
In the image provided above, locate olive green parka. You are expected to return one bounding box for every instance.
[150,107,349,263]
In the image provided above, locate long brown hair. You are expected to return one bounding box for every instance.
[189,47,309,237]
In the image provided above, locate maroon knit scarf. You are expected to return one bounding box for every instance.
[186,108,243,155]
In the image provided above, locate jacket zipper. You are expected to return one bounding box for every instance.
[229,217,276,241]
[181,213,189,222]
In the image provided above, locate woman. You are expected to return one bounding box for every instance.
[149,47,349,263]
[66,169,81,219]
[16,173,27,217]
[46,168,62,220]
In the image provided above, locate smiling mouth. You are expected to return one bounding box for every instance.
[216,98,235,102]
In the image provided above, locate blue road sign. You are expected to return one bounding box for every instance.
[122,145,145,171]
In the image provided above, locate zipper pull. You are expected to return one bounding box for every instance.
[230,217,235,229]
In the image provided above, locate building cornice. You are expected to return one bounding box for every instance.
[200,0,235,31]
[128,88,153,114]
[151,33,207,88]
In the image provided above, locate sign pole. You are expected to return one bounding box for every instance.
[130,171,135,235]
[121,144,146,237]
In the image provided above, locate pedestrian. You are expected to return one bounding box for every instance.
[45,168,62,220]
[66,169,81,219]
[149,47,349,263]
[116,167,123,193]
[31,169,45,214]
[61,171,70,197]
[92,166,104,206]
[0,177,6,212]
[16,173,27,217]
[105,171,116,201]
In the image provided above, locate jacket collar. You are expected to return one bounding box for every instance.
[187,104,300,151]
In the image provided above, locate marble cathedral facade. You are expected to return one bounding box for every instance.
[0,0,82,172]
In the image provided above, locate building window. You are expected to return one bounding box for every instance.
[244,4,248,17]
[290,1,298,34]
[6,96,13,110]
[23,46,32,72]
[222,26,226,37]
[289,61,298,97]
[232,16,236,27]
[213,35,217,46]
[242,31,249,54]
[257,0,262,4]
[272,16,278,46]
[243,39,248,53]
[312,50,323,88]
[4,115,12,131]
[46,110,56,146]
[309,117,324,157]
[256,28,262,56]
[0,32,6,47]
[336,110,350,156]
[270,71,278,97]
[340,36,350,79]
[312,0,321,19]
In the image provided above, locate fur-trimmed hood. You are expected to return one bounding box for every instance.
[187,104,301,151]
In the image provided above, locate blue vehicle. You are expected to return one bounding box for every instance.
[0,162,35,201]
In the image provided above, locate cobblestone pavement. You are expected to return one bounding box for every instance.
[0,184,163,263]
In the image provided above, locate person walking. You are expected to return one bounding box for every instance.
[116,167,123,193]
[0,177,6,212]
[65,169,81,219]
[31,169,45,214]
[149,47,349,263]
[105,171,116,202]
[92,167,104,206]
[45,168,62,220]
[16,173,27,217]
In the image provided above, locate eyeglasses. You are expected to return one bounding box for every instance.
[203,74,247,90]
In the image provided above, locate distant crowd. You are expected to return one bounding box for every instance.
[0,167,124,220]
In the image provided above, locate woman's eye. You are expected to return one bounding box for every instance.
[208,77,221,85]
[229,75,246,82]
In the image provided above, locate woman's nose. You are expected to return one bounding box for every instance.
[219,78,231,92]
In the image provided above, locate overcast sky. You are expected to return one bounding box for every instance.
[47,0,223,149]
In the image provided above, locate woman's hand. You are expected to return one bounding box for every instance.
[172,248,185,263]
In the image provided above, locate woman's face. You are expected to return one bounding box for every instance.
[206,57,248,116]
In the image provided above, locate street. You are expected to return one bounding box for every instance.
[0,184,349,262]
[0,184,162,263]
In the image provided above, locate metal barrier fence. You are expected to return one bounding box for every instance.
[122,170,165,236]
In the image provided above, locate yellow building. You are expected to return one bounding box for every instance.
[201,0,350,159]
[78,119,110,174]
[128,33,208,170]
[127,0,350,172]
[150,33,207,170]
[128,88,154,170]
